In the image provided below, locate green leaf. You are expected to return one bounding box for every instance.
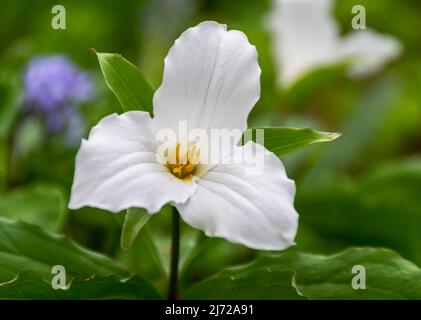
[242,127,341,157]
[0,218,161,298]
[0,184,66,232]
[268,248,421,299]
[0,271,160,300]
[120,208,151,250]
[184,248,421,300]
[95,52,154,113]
[183,269,303,300]
[0,217,129,283]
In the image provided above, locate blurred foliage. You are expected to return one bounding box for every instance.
[0,0,420,299]
[0,183,65,232]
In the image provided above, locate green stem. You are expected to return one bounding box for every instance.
[167,206,180,300]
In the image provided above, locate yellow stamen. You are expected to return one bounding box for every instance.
[166,143,198,180]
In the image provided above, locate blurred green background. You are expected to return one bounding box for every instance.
[0,0,420,296]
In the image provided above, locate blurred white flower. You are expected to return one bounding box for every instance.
[268,0,402,87]
[69,21,298,250]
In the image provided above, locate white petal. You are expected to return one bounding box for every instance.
[153,21,261,135]
[69,111,197,213]
[339,30,402,77]
[176,142,298,250]
[268,0,339,86]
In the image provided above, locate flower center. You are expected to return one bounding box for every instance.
[166,143,198,180]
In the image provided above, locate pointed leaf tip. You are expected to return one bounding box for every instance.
[243,127,342,157]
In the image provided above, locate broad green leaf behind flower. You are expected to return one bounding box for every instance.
[95,52,154,113]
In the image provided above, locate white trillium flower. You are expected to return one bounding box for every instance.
[268,0,403,87]
[69,21,298,251]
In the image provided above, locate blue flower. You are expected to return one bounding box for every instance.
[23,55,93,144]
